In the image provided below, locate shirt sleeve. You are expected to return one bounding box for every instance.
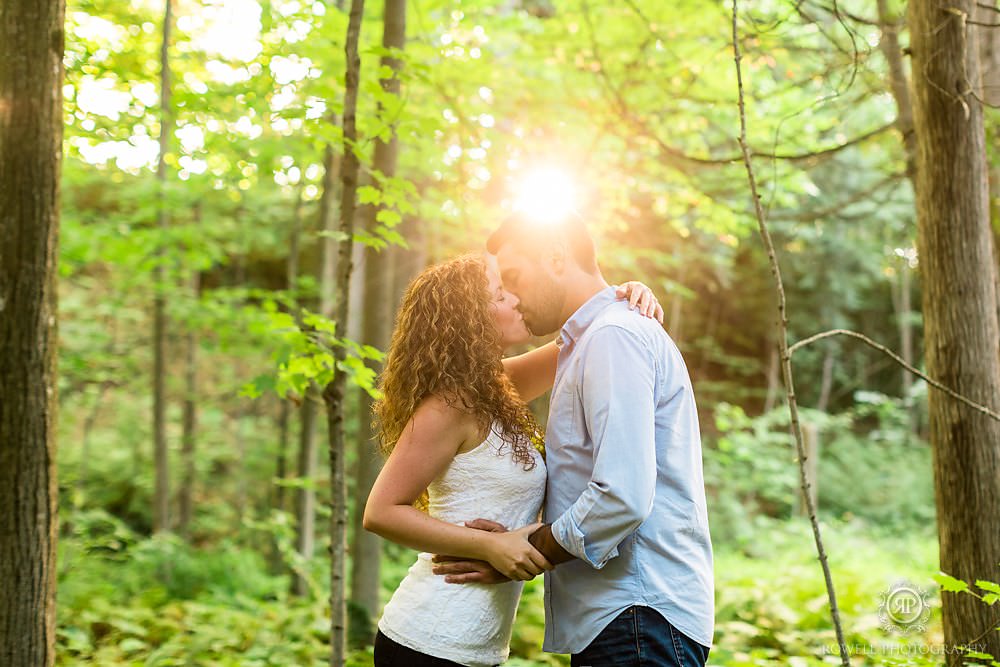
[549,324,658,569]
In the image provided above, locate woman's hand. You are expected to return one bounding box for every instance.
[482,522,552,581]
[616,281,665,323]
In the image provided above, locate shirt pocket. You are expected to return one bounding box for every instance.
[546,379,580,451]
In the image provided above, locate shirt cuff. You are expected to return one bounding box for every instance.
[550,513,619,570]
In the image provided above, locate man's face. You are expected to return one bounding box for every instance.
[494,242,566,336]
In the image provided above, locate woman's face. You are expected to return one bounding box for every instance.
[486,260,531,349]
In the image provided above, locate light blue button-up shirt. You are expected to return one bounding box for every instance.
[543,286,714,653]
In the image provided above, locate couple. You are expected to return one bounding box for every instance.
[362,216,714,667]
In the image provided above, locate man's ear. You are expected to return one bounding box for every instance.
[547,239,569,275]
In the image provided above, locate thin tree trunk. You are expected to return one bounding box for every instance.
[0,0,65,663]
[349,0,407,632]
[292,394,319,597]
[178,205,201,538]
[974,0,1000,108]
[763,340,779,413]
[292,141,341,598]
[796,423,819,517]
[275,187,305,525]
[877,0,916,179]
[77,383,109,495]
[152,0,173,535]
[324,1,365,663]
[899,263,914,399]
[731,3,850,662]
[816,347,835,413]
[877,0,920,431]
[667,291,683,343]
[909,1,1000,662]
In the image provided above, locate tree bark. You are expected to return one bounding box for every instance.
[324,1,366,663]
[152,0,173,535]
[292,394,319,597]
[0,0,65,664]
[275,188,304,522]
[763,340,779,413]
[348,0,406,633]
[909,1,1000,662]
[816,347,835,413]
[877,0,917,179]
[178,205,201,538]
[292,140,340,598]
[974,0,1000,108]
[876,0,918,431]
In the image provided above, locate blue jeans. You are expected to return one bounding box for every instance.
[571,606,710,667]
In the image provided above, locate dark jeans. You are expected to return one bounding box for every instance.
[374,630,471,667]
[571,606,710,667]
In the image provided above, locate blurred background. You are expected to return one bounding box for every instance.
[50,0,999,664]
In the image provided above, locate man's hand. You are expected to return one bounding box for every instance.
[432,519,510,585]
[431,518,544,584]
[431,556,510,584]
[483,523,553,580]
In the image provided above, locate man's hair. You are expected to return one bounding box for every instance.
[486,214,599,274]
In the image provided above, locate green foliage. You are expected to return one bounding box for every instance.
[929,571,1000,665]
[706,395,934,549]
[51,0,976,664]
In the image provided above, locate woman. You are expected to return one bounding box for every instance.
[362,254,661,667]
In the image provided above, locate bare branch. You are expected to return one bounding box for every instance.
[731,2,851,665]
[789,330,1000,421]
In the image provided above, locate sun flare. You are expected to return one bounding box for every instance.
[511,166,579,225]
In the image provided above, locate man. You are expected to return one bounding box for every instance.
[434,215,714,666]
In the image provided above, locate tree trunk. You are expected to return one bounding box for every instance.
[667,290,683,344]
[877,0,919,434]
[152,0,173,535]
[877,0,917,179]
[0,0,65,664]
[974,0,1000,108]
[324,1,366,663]
[763,340,779,413]
[292,393,319,597]
[291,135,341,598]
[178,206,201,538]
[796,423,819,517]
[275,190,304,520]
[909,1,1000,662]
[349,0,406,633]
[816,347,835,413]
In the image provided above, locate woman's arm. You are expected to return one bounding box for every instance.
[501,282,665,402]
[362,395,551,580]
[502,341,559,403]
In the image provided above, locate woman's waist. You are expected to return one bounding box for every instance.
[425,508,542,530]
[381,559,523,628]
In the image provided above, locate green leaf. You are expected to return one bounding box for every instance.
[934,572,970,593]
[962,649,994,660]
[976,580,1000,595]
[317,230,349,242]
[357,185,381,205]
[119,637,147,653]
[375,208,401,227]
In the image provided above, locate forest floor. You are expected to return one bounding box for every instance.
[56,514,947,666]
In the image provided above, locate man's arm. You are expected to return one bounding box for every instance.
[545,324,658,569]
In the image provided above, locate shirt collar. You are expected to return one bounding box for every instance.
[558,286,617,349]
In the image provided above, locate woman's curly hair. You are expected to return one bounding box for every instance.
[374,255,542,503]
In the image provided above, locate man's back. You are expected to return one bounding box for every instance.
[542,287,714,654]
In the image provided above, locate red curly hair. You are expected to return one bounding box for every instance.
[374,255,542,505]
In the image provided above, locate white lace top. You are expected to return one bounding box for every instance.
[378,425,547,667]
